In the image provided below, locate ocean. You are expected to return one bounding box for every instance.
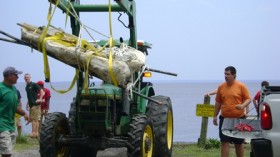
[15,80,280,143]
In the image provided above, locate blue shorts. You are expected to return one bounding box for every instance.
[219,116,244,144]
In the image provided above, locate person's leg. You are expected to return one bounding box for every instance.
[17,118,22,137]
[235,143,244,157]
[232,137,245,157]
[219,116,231,157]
[33,105,41,137]
[17,125,22,137]
[221,142,230,157]
[35,120,40,137]
[0,131,16,157]
[30,108,37,137]
[39,113,43,132]
[31,121,37,137]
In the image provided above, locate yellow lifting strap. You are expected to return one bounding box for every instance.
[38,0,59,82]
[37,0,78,94]
[108,0,118,86]
[51,69,79,94]
[64,0,71,29]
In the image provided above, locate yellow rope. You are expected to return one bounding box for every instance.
[50,69,79,94]
[64,0,71,29]
[37,0,80,94]
[37,0,119,93]
[38,0,60,82]
[108,0,118,86]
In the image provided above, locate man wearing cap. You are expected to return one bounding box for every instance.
[37,81,51,124]
[0,67,30,157]
[24,73,44,138]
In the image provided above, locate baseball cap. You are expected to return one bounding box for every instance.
[3,67,23,77]
[37,80,44,86]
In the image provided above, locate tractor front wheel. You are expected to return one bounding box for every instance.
[146,95,174,157]
[40,112,70,157]
[127,114,154,157]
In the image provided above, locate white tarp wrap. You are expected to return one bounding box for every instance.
[20,23,146,85]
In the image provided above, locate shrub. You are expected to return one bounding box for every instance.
[16,135,28,144]
[205,138,220,149]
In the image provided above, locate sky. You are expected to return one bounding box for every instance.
[1,0,280,83]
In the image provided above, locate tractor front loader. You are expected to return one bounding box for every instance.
[0,0,177,157]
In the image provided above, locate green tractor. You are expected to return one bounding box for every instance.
[39,0,177,157]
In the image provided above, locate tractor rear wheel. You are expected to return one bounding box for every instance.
[40,112,70,157]
[146,95,173,157]
[127,114,154,157]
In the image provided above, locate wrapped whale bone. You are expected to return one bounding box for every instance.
[19,23,146,85]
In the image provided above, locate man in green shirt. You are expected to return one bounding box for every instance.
[0,67,30,157]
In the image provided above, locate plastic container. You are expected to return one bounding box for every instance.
[222,118,263,139]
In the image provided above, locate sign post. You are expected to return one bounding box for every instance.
[197,96,213,148]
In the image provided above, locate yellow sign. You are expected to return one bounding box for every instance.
[196,104,215,117]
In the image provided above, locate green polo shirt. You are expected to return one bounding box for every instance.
[0,82,18,132]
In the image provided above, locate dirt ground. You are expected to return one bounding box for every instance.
[13,146,127,157]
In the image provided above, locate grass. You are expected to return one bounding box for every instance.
[173,143,251,157]
[14,135,39,152]
[14,136,251,157]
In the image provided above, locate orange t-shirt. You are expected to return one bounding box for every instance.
[215,80,251,118]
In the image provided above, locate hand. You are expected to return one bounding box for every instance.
[235,104,243,110]
[26,105,30,111]
[213,117,218,126]
[23,113,30,125]
[35,99,43,104]
[42,110,48,116]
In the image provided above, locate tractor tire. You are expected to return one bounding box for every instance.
[40,112,70,157]
[68,100,76,134]
[127,114,154,157]
[146,95,173,157]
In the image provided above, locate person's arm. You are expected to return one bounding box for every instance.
[16,106,30,125]
[235,98,251,110]
[45,96,51,110]
[253,91,260,111]
[26,102,29,111]
[245,104,250,115]
[253,99,258,109]
[213,101,221,126]
[43,95,51,115]
[36,89,45,103]
[18,98,22,109]
[205,88,218,96]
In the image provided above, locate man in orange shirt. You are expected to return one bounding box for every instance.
[213,66,251,157]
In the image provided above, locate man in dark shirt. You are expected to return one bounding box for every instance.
[24,73,44,138]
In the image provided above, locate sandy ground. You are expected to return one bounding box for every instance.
[13,146,127,157]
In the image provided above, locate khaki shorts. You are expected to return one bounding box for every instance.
[0,131,16,155]
[30,105,41,121]
[14,117,21,127]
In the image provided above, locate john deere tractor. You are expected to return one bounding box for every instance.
[39,1,176,157]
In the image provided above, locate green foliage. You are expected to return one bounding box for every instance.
[16,135,28,144]
[14,134,39,152]
[173,143,251,157]
[205,138,221,149]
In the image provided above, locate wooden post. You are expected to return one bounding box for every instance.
[198,95,211,148]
